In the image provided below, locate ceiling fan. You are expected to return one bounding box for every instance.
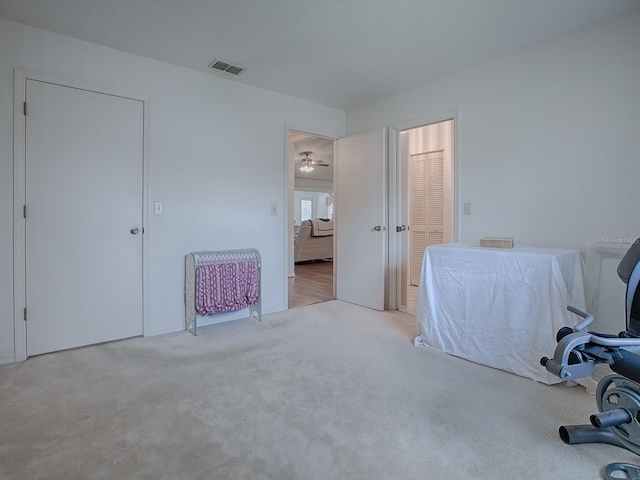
[295,151,329,172]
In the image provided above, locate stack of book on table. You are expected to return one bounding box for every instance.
[479,237,514,248]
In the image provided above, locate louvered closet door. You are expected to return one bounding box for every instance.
[410,151,444,286]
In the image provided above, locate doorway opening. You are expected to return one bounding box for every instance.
[287,130,336,308]
[397,119,455,314]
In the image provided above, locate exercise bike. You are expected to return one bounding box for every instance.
[541,239,640,479]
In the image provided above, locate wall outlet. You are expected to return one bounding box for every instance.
[463,202,471,215]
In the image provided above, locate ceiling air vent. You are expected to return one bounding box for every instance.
[208,59,243,76]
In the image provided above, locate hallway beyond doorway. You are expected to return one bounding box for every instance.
[288,261,333,308]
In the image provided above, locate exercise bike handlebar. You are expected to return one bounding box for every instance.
[567,305,594,332]
[542,304,640,380]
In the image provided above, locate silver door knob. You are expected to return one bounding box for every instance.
[373,225,386,231]
[130,227,139,235]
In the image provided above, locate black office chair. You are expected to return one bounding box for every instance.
[541,239,640,460]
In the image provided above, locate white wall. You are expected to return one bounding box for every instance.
[0,19,345,362]
[293,178,334,194]
[348,12,640,256]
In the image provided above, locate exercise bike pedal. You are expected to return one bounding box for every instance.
[605,462,640,480]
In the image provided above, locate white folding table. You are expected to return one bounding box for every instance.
[416,243,586,384]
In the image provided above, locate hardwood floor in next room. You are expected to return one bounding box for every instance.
[288,261,334,309]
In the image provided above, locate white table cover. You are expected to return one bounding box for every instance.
[416,243,586,384]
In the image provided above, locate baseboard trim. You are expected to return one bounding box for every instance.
[0,353,16,365]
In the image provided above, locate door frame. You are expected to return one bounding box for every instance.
[283,124,337,309]
[12,68,149,362]
[388,110,459,310]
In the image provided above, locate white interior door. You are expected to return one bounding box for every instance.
[25,79,144,356]
[336,128,386,310]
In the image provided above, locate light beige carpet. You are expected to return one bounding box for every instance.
[0,300,636,479]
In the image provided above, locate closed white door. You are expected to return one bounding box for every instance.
[336,128,386,310]
[25,80,144,356]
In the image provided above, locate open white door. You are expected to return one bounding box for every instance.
[336,128,386,310]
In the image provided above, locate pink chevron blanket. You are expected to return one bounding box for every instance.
[195,260,259,315]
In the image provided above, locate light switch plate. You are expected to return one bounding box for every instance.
[154,202,163,215]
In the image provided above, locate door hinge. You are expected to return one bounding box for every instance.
[23,102,27,116]
[23,307,27,321]
[23,205,27,218]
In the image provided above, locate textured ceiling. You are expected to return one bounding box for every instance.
[1,0,639,110]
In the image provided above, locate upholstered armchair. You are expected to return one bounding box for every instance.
[294,219,333,263]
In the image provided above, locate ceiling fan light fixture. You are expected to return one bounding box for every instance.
[300,165,314,173]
